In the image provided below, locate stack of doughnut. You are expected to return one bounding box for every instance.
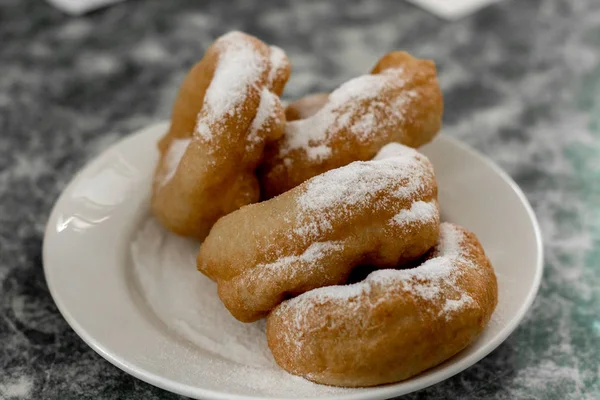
[152,31,498,387]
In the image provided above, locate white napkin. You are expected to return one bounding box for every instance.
[406,0,502,20]
[46,0,125,15]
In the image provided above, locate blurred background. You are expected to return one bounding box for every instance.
[1,0,599,399]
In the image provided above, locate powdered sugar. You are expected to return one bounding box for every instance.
[305,144,332,160]
[350,112,377,142]
[195,120,211,140]
[255,241,344,280]
[366,224,476,316]
[130,217,348,396]
[267,45,287,85]
[132,218,272,367]
[159,137,191,187]
[442,293,475,316]
[293,216,334,238]
[391,200,438,225]
[436,222,465,257]
[279,68,417,161]
[195,32,267,141]
[279,223,477,331]
[373,141,417,160]
[294,143,430,238]
[247,88,278,150]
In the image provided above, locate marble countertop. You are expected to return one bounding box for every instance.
[1,0,599,398]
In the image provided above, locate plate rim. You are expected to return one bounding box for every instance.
[43,122,544,400]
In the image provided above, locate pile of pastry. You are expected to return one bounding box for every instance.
[151,31,497,387]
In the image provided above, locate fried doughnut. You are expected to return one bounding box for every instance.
[267,222,498,387]
[151,32,291,239]
[259,51,443,199]
[197,142,440,322]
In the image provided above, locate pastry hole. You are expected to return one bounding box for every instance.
[346,265,378,284]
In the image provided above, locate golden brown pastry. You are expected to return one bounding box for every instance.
[285,93,328,121]
[197,143,440,322]
[152,32,291,239]
[259,51,443,199]
[267,222,498,387]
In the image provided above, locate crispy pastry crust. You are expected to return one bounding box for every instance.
[152,32,290,239]
[259,51,443,199]
[267,223,498,387]
[197,143,440,322]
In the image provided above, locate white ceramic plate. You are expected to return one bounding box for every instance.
[43,122,543,400]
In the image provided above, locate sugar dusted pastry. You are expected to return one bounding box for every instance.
[267,223,498,387]
[152,32,290,239]
[259,51,443,198]
[197,143,440,322]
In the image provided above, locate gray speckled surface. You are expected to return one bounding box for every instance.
[1,0,599,399]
